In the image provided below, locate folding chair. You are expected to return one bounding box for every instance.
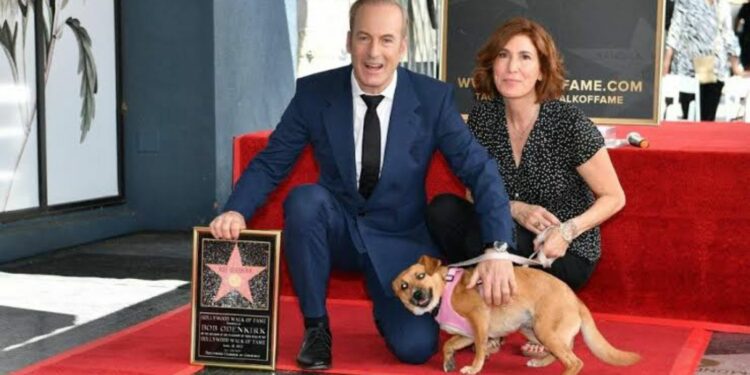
[716,76,750,121]
[661,74,701,121]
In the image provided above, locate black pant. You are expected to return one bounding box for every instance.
[679,81,724,121]
[426,194,595,291]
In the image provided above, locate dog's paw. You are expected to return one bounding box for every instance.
[471,337,503,356]
[486,337,503,355]
[526,356,555,368]
[443,356,456,372]
[460,365,481,375]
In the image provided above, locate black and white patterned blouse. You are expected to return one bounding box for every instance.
[666,0,740,80]
[467,98,604,263]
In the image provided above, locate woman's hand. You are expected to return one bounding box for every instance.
[731,56,744,76]
[663,47,673,76]
[534,226,570,259]
[732,63,745,76]
[661,47,674,76]
[511,201,561,234]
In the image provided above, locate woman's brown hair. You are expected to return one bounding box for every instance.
[472,17,565,102]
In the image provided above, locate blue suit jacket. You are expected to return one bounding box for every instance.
[225,66,514,295]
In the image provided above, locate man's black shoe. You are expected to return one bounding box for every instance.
[296,323,332,370]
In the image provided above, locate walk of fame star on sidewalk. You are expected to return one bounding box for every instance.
[206,245,265,303]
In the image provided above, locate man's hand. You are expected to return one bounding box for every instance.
[467,257,516,306]
[209,211,246,240]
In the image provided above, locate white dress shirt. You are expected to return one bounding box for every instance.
[351,70,397,187]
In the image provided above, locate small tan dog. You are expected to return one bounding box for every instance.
[392,255,640,375]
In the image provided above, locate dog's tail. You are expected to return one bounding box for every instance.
[579,300,641,366]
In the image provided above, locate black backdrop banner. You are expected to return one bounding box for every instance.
[442,0,664,125]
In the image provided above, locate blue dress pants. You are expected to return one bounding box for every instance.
[282,184,438,364]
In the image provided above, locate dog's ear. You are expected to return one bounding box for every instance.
[418,255,442,275]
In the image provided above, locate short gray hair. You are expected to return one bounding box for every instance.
[349,0,409,37]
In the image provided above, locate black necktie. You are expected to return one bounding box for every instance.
[359,94,384,199]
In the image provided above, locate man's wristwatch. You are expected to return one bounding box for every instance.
[559,220,578,243]
[484,241,508,254]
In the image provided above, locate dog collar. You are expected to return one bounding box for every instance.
[430,298,441,317]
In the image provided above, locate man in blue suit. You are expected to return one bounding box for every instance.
[210,0,515,370]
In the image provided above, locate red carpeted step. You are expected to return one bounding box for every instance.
[236,125,750,327]
[17,296,745,375]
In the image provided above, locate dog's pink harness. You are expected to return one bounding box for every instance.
[434,268,474,337]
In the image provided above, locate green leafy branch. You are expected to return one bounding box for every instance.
[65,17,97,143]
[0,18,18,79]
[2,0,98,210]
[41,0,66,61]
[41,1,96,143]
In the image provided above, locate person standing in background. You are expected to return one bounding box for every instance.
[735,1,750,71]
[663,0,742,121]
[666,0,676,31]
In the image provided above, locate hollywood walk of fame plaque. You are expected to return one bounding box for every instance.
[190,227,281,370]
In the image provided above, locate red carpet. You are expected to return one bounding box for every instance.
[16,296,750,375]
[12,306,202,375]
[275,299,695,374]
